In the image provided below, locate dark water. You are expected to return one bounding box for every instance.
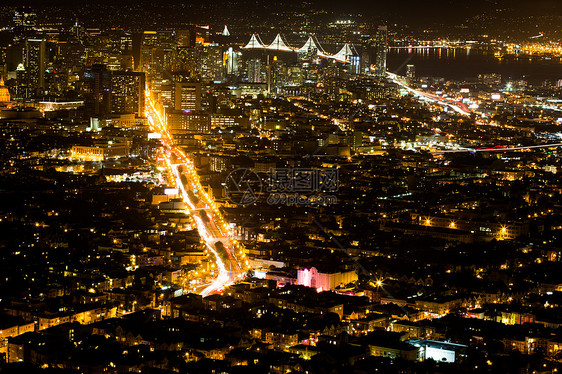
[387,47,562,85]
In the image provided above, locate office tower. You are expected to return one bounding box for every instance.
[360,48,371,74]
[174,47,197,76]
[198,45,223,81]
[84,64,112,117]
[71,20,85,43]
[119,33,133,54]
[15,63,29,99]
[23,38,46,95]
[374,26,388,77]
[224,47,239,76]
[15,62,25,87]
[349,56,361,75]
[406,64,415,79]
[141,31,158,48]
[111,71,146,116]
[359,35,373,74]
[140,31,158,72]
[247,59,261,83]
[174,82,202,111]
[157,30,175,48]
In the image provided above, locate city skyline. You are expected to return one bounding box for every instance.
[0,2,561,373]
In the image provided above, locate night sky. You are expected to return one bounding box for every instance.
[5,0,562,20]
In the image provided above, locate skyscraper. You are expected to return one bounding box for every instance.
[140,31,158,72]
[349,56,361,75]
[111,71,146,116]
[360,35,372,74]
[198,45,223,81]
[15,63,29,99]
[23,38,46,95]
[247,59,261,83]
[374,26,388,77]
[224,47,239,76]
[174,82,202,111]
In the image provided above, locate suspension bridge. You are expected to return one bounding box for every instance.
[242,33,472,116]
[242,33,359,64]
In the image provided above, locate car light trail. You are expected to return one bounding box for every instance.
[385,72,472,116]
[145,87,246,297]
[433,143,562,154]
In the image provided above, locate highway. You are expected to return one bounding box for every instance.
[385,72,472,116]
[144,88,246,297]
[432,143,562,154]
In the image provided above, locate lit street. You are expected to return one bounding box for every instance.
[145,88,245,296]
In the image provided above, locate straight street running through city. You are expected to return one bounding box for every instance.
[144,88,246,297]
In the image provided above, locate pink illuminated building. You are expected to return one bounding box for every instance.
[297,267,358,291]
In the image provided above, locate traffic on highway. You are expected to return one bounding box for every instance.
[145,88,246,297]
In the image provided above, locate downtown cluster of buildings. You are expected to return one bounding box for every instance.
[0,5,561,374]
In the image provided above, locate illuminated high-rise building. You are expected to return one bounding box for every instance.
[198,44,223,81]
[374,26,388,77]
[247,59,261,83]
[71,19,85,43]
[174,82,202,111]
[15,63,29,99]
[111,71,146,116]
[349,56,361,75]
[224,47,239,76]
[360,35,372,74]
[23,38,46,95]
[140,31,158,72]
[175,47,198,77]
